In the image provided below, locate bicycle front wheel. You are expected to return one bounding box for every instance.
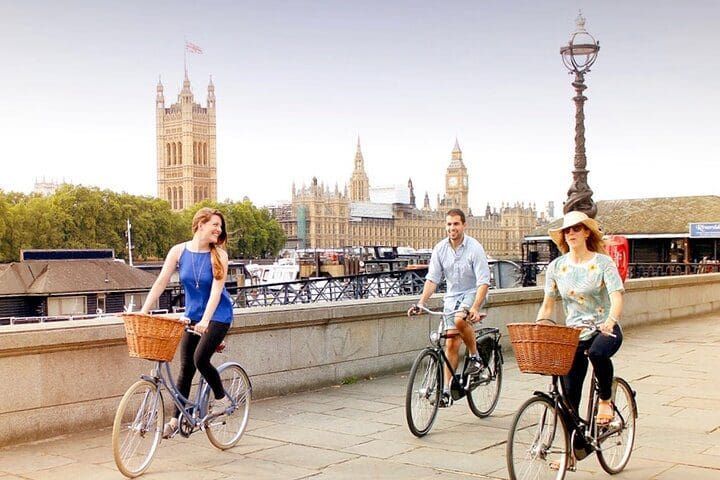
[467,346,503,417]
[507,396,569,480]
[112,379,164,478]
[596,377,637,474]
[405,349,442,437]
[205,363,252,449]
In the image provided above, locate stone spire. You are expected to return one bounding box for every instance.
[179,70,193,104]
[349,137,370,202]
[207,75,215,108]
[449,137,465,169]
[156,76,165,107]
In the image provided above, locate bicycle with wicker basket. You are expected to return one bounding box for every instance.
[112,313,251,478]
[505,320,637,480]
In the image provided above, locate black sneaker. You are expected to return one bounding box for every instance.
[465,357,483,376]
[438,392,453,408]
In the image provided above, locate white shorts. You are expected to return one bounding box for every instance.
[442,291,480,330]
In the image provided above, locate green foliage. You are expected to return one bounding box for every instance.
[341,376,359,385]
[0,187,286,262]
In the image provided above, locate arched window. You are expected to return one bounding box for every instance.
[178,186,183,210]
[171,143,177,165]
[193,142,197,165]
[203,143,208,165]
[167,187,172,205]
[178,142,182,164]
[166,144,171,166]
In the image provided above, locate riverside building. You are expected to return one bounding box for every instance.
[155,72,217,211]
[272,140,547,260]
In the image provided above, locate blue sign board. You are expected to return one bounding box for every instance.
[689,222,720,238]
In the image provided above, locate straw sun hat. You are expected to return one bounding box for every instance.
[548,211,603,250]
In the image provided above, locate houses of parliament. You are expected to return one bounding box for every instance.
[273,139,548,259]
[153,75,547,259]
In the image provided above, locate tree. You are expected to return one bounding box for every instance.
[0,188,285,262]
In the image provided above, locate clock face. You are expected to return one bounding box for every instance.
[448,177,458,187]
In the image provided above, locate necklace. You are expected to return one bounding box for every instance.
[191,251,205,289]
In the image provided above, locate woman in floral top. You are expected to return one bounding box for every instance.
[536,211,624,426]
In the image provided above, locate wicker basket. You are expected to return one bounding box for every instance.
[507,323,580,375]
[122,313,186,362]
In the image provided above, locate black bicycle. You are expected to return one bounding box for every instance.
[405,305,503,437]
[506,320,637,479]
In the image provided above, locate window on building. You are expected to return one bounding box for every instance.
[125,293,157,312]
[48,296,87,316]
[96,294,106,314]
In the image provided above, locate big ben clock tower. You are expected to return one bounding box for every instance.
[444,138,469,212]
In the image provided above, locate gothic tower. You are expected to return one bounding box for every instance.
[444,138,469,213]
[156,72,217,211]
[348,138,370,202]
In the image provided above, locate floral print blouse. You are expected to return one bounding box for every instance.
[545,253,624,339]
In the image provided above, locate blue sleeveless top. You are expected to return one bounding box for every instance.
[178,245,233,324]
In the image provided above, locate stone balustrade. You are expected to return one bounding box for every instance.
[2,273,719,446]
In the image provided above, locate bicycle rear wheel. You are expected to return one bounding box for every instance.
[405,349,442,437]
[205,363,252,449]
[596,377,637,474]
[112,379,163,478]
[507,396,569,480]
[467,345,502,417]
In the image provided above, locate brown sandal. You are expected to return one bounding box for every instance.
[596,400,614,425]
[549,458,576,471]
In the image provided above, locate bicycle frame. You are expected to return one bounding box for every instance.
[534,370,628,464]
[431,320,501,396]
[142,361,212,435]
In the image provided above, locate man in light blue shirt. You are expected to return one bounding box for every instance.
[408,208,491,406]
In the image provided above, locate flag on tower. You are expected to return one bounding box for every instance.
[185,41,203,54]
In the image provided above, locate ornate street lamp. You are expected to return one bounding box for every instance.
[560,12,600,218]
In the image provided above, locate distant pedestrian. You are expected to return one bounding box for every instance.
[408,208,491,407]
[140,207,234,438]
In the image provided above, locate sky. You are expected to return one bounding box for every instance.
[1,0,718,217]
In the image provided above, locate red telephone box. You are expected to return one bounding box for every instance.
[605,235,629,282]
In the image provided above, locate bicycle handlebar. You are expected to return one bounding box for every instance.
[185,326,202,336]
[539,317,616,338]
[409,304,467,316]
[409,304,488,323]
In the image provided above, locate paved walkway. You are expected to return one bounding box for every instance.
[2,314,719,479]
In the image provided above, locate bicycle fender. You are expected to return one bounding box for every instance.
[215,361,253,393]
[531,391,554,402]
[217,361,242,372]
[615,377,638,418]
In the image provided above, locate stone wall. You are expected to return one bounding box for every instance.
[2,273,719,446]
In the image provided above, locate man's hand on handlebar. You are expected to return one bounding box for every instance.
[407,304,423,316]
[466,308,486,324]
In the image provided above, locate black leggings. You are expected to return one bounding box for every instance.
[562,324,623,413]
[174,320,230,417]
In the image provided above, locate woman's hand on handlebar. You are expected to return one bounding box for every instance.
[598,318,616,336]
[193,320,210,334]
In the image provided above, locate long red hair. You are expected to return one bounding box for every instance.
[192,207,228,280]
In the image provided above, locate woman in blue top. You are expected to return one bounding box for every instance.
[536,211,624,427]
[141,207,234,437]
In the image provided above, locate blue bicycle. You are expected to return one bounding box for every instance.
[112,318,251,478]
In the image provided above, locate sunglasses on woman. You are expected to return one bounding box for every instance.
[562,225,585,235]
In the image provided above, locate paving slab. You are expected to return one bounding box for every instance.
[1,313,719,479]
